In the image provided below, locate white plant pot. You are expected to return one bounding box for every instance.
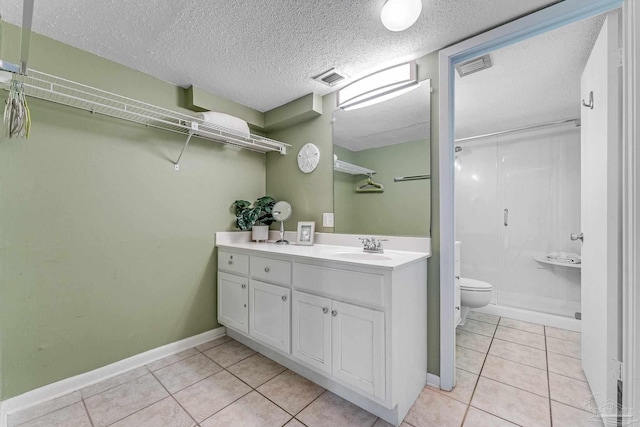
[252,225,269,242]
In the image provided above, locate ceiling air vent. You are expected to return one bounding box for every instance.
[313,68,346,87]
[456,54,493,77]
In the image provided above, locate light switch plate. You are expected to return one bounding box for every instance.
[323,213,334,227]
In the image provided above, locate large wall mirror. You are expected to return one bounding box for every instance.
[332,80,431,236]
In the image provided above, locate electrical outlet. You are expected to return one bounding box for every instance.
[323,213,334,227]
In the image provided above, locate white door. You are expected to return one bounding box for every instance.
[218,272,249,333]
[249,280,291,353]
[331,300,385,400]
[580,11,621,414]
[292,291,332,373]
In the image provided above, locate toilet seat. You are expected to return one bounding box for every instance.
[460,278,492,292]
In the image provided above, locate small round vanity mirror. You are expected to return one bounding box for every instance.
[272,201,292,244]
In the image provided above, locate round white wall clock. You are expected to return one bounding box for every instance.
[297,143,320,173]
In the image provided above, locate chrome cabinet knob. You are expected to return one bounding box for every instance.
[331,310,337,317]
[264,267,270,273]
[241,284,246,289]
[228,260,233,265]
[570,232,584,242]
[282,295,287,302]
[455,275,460,279]
[455,306,460,311]
[322,307,328,314]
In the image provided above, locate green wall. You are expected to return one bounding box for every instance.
[334,139,431,236]
[0,25,266,399]
[265,93,336,232]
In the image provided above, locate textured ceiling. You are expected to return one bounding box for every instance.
[334,83,430,151]
[455,12,606,139]
[1,0,559,112]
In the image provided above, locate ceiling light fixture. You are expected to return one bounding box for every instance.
[337,61,420,111]
[380,0,422,32]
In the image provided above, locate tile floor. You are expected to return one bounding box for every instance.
[8,313,599,427]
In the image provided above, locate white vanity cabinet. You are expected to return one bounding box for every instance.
[216,242,428,426]
[249,280,291,353]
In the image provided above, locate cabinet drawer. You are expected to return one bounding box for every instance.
[293,264,384,308]
[219,251,249,275]
[251,256,291,286]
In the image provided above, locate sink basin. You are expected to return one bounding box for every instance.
[330,251,393,261]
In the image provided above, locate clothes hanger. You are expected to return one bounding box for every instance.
[355,174,384,193]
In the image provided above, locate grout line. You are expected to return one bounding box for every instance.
[81,399,96,427]
[458,315,498,426]
[148,369,200,427]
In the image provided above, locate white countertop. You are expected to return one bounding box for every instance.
[216,241,430,270]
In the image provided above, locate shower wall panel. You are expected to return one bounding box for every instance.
[456,124,581,317]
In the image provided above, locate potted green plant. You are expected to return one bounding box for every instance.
[233,196,276,242]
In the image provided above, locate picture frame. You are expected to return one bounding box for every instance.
[296,221,316,246]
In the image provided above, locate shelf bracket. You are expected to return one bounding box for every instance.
[174,122,198,171]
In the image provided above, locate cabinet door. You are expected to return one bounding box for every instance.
[292,291,331,373]
[331,300,385,400]
[249,280,291,353]
[218,272,249,334]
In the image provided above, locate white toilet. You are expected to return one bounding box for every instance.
[460,278,493,324]
[455,241,493,325]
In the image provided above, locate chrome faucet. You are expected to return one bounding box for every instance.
[359,237,388,253]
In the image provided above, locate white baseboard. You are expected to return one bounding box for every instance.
[426,373,441,389]
[0,327,226,427]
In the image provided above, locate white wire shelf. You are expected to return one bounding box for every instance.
[333,159,376,176]
[5,69,290,168]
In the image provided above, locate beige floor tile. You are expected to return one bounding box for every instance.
[471,377,550,427]
[173,370,251,422]
[196,336,232,352]
[15,402,91,427]
[404,387,467,427]
[463,407,518,426]
[456,346,486,375]
[434,369,478,404]
[297,392,378,427]
[257,370,325,415]
[284,419,307,427]
[147,348,200,372]
[84,374,169,427]
[499,318,545,335]
[545,326,581,343]
[456,330,492,353]
[203,340,256,367]
[80,366,149,399]
[547,336,581,359]
[548,352,587,382]
[227,353,287,388]
[488,338,547,370]
[481,355,548,397]
[549,372,594,411]
[494,326,546,350]
[200,391,291,427]
[109,397,195,427]
[372,418,393,427]
[153,353,222,393]
[459,319,498,337]
[551,401,604,427]
[467,311,500,325]
[8,391,81,427]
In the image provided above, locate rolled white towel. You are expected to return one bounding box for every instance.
[195,111,250,138]
[546,252,581,264]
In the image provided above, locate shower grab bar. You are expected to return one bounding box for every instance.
[504,209,508,226]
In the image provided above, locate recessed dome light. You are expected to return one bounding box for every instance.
[380,0,422,32]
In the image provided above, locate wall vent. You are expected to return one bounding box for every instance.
[313,68,346,86]
[456,54,493,77]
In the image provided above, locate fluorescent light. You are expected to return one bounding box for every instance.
[380,0,422,32]
[337,61,419,111]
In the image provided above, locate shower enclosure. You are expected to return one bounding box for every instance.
[455,122,582,321]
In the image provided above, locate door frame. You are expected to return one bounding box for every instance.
[438,0,626,392]
[622,0,640,420]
